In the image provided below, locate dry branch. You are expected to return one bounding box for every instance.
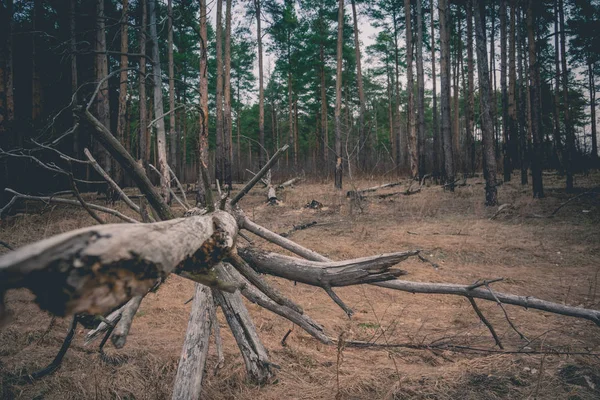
[277,177,302,189]
[168,164,191,209]
[172,284,213,400]
[111,295,143,348]
[346,181,404,197]
[1,188,138,223]
[0,211,238,318]
[149,163,189,210]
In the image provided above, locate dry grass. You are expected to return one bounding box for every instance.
[1,172,600,399]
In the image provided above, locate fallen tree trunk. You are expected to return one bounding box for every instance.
[213,264,273,384]
[0,211,238,317]
[172,283,213,400]
[267,185,277,205]
[277,177,301,189]
[346,181,404,197]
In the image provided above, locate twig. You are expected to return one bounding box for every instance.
[466,278,504,290]
[230,144,289,206]
[485,283,530,342]
[325,286,354,318]
[417,254,441,270]
[149,164,189,210]
[0,241,14,251]
[467,297,504,349]
[167,164,190,208]
[69,173,105,224]
[550,186,600,217]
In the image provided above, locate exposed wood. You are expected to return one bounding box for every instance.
[149,164,188,210]
[111,295,143,349]
[0,211,237,318]
[267,185,277,205]
[277,177,302,189]
[238,247,413,288]
[213,264,273,384]
[84,296,139,345]
[172,284,213,400]
[168,164,190,209]
[84,148,145,218]
[81,109,174,221]
[347,181,404,197]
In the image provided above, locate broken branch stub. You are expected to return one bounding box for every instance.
[0,211,237,318]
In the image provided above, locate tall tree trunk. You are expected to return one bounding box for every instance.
[116,0,129,185]
[527,0,544,198]
[431,0,441,179]
[334,0,344,189]
[452,13,460,173]
[500,0,510,181]
[198,0,209,205]
[405,0,418,178]
[168,0,177,173]
[255,0,265,168]
[507,0,518,182]
[31,0,43,124]
[393,9,402,170]
[5,0,13,129]
[466,0,475,176]
[223,0,233,188]
[351,0,367,172]
[517,6,528,185]
[95,0,111,175]
[139,0,148,167]
[69,0,78,157]
[439,0,454,188]
[473,0,498,206]
[416,0,425,178]
[148,0,170,200]
[215,0,224,184]
[489,4,498,161]
[590,61,598,166]
[320,42,328,169]
[552,0,563,172]
[559,0,574,191]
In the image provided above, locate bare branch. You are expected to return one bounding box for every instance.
[467,297,504,349]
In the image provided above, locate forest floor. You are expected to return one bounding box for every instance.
[1,171,600,399]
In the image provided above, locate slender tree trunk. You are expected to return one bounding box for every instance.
[473,0,498,206]
[116,0,129,185]
[489,4,499,161]
[334,0,344,189]
[139,0,148,167]
[31,0,43,124]
[168,0,177,172]
[517,7,528,185]
[527,0,544,198]
[452,13,460,173]
[439,0,454,188]
[287,72,293,168]
[148,0,170,200]
[500,0,510,181]
[466,1,475,176]
[223,0,233,188]
[416,0,425,178]
[198,0,209,205]
[507,0,518,182]
[215,0,224,184]
[553,0,563,172]
[351,0,367,172]
[590,61,598,165]
[393,9,402,170]
[255,0,265,168]
[95,0,111,175]
[320,42,328,169]
[69,0,78,157]
[5,0,14,128]
[431,0,441,179]
[559,0,574,191]
[405,0,418,178]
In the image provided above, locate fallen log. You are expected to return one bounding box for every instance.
[267,185,278,205]
[0,211,238,318]
[277,177,302,189]
[172,284,213,400]
[346,181,404,197]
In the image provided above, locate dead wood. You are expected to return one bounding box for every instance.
[111,295,143,348]
[277,177,302,189]
[280,221,318,238]
[149,163,188,210]
[266,185,277,205]
[168,164,191,209]
[172,284,213,400]
[0,211,238,318]
[346,181,404,197]
[1,188,139,223]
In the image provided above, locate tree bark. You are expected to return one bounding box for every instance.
[94,0,112,175]
[528,0,544,198]
[507,0,518,182]
[172,284,213,400]
[439,0,454,187]
[416,0,425,178]
[466,1,475,176]
[405,0,418,179]
[351,0,367,172]
[168,0,177,173]
[215,0,224,184]
[5,0,14,127]
[334,0,344,189]
[31,0,43,124]
[473,0,498,206]
[559,0,574,191]
[148,0,170,201]
[500,0,510,181]
[116,0,129,185]
[197,0,209,206]
[223,0,233,188]
[255,0,266,169]
[431,0,441,179]
[517,6,528,185]
[138,0,149,167]
[590,61,598,165]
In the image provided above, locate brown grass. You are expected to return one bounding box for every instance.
[1,172,600,399]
